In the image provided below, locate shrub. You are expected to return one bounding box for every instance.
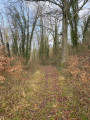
[0,46,24,84]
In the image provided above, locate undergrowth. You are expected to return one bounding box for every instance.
[63,50,90,119]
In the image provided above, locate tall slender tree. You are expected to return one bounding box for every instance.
[53,19,59,56]
[70,0,79,50]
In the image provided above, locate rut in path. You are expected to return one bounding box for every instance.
[44,66,68,102]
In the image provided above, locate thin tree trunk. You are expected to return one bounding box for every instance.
[53,19,58,56]
[39,18,44,63]
[0,29,4,45]
[26,8,29,64]
[6,42,10,57]
[29,15,38,61]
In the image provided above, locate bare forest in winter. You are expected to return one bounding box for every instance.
[0,0,90,120]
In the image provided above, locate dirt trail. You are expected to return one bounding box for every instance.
[44,66,67,103]
[28,66,69,120]
[42,66,69,120]
[0,66,83,120]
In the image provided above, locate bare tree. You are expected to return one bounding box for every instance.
[25,0,88,63]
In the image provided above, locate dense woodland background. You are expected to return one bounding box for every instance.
[0,0,90,64]
[0,0,90,120]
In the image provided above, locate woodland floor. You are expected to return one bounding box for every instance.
[0,66,89,120]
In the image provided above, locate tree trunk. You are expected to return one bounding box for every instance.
[26,8,29,64]
[62,12,68,63]
[53,19,58,56]
[6,42,10,57]
[28,15,38,61]
[0,29,4,45]
[39,19,44,63]
[22,30,25,57]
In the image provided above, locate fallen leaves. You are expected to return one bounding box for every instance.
[0,46,25,84]
[64,51,90,82]
[64,51,90,119]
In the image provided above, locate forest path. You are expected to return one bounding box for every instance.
[0,66,79,120]
[23,66,71,120]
